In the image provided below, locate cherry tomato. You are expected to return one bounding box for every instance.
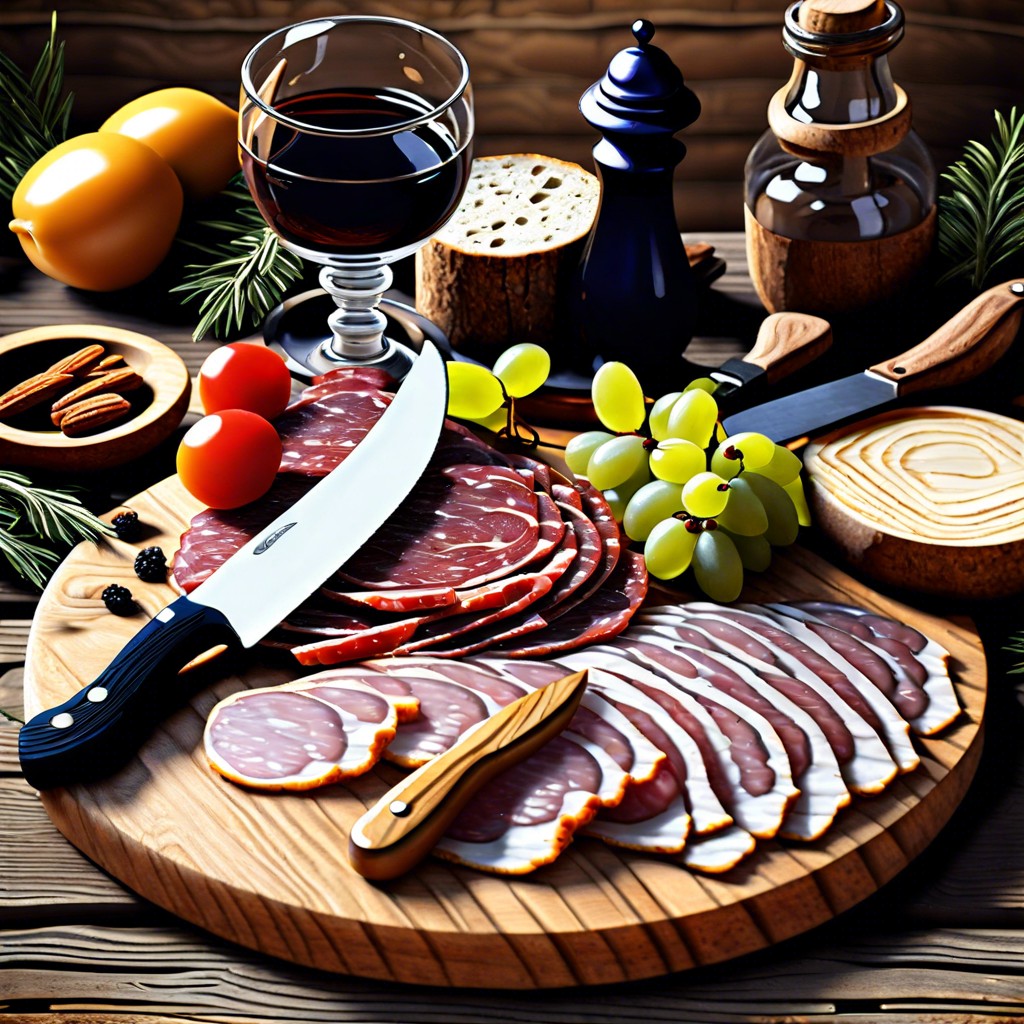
[198,343,293,420]
[100,87,240,201]
[177,410,281,509]
[9,132,183,291]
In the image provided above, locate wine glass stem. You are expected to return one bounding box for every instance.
[320,264,394,362]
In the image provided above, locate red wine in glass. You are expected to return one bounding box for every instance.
[243,87,471,259]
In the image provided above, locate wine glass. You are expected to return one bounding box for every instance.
[239,16,473,378]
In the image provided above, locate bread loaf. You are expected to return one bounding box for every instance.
[415,154,598,358]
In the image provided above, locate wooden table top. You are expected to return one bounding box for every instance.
[3,234,1024,1022]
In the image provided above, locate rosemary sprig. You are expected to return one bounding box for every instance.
[1007,633,1024,675]
[171,178,304,341]
[0,12,74,200]
[937,108,1024,290]
[0,470,114,590]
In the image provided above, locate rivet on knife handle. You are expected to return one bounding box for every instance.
[349,670,588,881]
[743,311,833,383]
[869,279,1024,393]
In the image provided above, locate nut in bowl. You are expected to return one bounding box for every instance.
[0,324,191,471]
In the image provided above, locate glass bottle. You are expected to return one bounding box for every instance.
[744,0,936,314]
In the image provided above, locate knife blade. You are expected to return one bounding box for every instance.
[722,280,1024,443]
[349,670,588,881]
[710,311,832,413]
[19,340,448,791]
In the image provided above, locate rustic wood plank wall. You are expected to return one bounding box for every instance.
[0,4,1020,226]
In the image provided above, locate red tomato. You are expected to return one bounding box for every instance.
[177,410,282,509]
[198,343,292,420]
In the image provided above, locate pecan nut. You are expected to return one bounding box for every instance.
[0,372,74,420]
[58,393,132,437]
[46,343,106,376]
[51,368,144,425]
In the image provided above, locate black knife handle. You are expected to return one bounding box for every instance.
[19,595,239,791]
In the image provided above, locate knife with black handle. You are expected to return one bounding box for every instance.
[19,341,449,791]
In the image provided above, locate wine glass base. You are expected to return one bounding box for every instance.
[263,287,452,382]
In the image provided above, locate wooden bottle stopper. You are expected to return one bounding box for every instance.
[797,0,887,35]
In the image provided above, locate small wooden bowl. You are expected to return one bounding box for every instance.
[0,324,191,471]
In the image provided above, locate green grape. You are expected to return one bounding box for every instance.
[648,391,683,440]
[710,443,744,480]
[716,476,768,536]
[623,480,685,542]
[714,422,727,444]
[603,458,652,521]
[744,472,800,546]
[565,430,614,477]
[446,362,505,420]
[587,434,648,491]
[592,362,646,433]
[470,407,509,433]
[644,517,699,580]
[666,388,718,446]
[692,529,744,602]
[722,528,772,572]
[492,343,550,398]
[684,377,719,395]
[720,431,775,470]
[753,444,803,485]
[784,476,812,527]
[650,438,706,484]
[681,471,731,519]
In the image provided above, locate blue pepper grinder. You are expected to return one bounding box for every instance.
[573,20,701,391]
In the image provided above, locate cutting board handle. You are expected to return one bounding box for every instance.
[19,595,239,790]
[869,280,1024,393]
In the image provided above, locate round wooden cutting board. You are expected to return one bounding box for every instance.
[22,474,985,989]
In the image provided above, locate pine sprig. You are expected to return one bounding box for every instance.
[937,108,1024,290]
[171,178,304,341]
[0,12,74,200]
[0,470,114,590]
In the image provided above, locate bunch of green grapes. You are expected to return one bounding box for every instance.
[564,362,811,602]
[445,344,551,433]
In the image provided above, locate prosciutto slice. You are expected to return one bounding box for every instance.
[638,607,899,794]
[776,601,960,736]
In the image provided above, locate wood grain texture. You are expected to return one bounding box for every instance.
[19,473,985,988]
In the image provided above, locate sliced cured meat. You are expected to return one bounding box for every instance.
[739,605,919,774]
[416,504,603,658]
[435,731,631,875]
[616,630,850,841]
[203,685,399,791]
[287,673,419,723]
[638,607,899,795]
[477,657,721,849]
[309,365,396,391]
[174,474,314,592]
[335,465,566,593]
[286,528,577,665]
[505,451,553,495]
[679,825,758,874]
[551,480,584,513]
[780,601,960,736]
[559,649,797,841]
[493,549,648,658]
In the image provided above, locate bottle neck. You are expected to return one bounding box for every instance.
[785,54,898,125]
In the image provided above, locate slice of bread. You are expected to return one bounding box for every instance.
[415,154,599,356]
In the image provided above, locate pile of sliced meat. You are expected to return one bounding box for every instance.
[173,368,647,663]
[204,598,962,877]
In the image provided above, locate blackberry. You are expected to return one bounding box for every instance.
[102,584,137,616]
[134,546,167,583]
[112,510,141,541]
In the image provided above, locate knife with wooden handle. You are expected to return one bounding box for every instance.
[349,670,588,881]
[710,310,833,412]
[722,280,1024,443]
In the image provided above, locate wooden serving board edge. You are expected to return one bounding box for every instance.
[21,474,986,989]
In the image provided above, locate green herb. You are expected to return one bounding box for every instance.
[937,108,1024,290]
[171,177,304,341]
[0,470,114,590]
[0,12,74,200]
[1007,633,1024,674]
